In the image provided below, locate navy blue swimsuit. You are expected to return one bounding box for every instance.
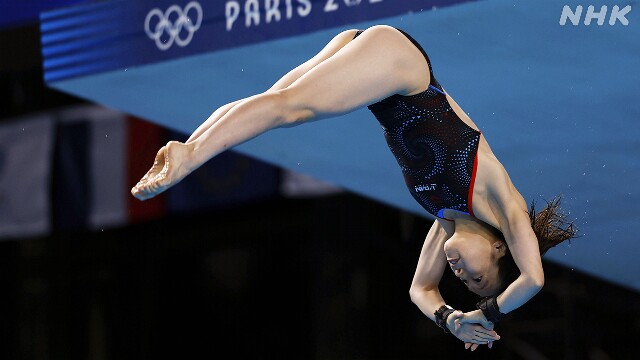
[354,29,482,219]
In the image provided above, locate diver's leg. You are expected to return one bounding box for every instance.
[185,29,360,144]
[132,25,429,200]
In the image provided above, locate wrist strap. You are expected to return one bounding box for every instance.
[434,305,455,333]
[476,296,505,323]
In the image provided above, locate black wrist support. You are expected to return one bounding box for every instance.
[476,296,505,323]
[434,305,456,333]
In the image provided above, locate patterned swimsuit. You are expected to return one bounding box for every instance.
[355,29,482,219]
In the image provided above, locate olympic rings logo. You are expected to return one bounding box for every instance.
[144,1,203,51]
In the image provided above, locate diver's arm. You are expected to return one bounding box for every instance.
[472,165,544,317]
[446,156,544,331]
[456,213,543,327]
[492,190,545,314]
[410,219,500,348]
[409,219,455,322]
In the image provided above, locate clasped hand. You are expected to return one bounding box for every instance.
[446,310,500,351]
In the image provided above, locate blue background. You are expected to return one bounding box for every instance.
[42,0,640,290]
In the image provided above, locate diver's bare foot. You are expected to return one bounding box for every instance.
[131,141,192,200]
[135,145,167,185]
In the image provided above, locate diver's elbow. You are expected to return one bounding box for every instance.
[409,286,424,304]
[530,273,545,291]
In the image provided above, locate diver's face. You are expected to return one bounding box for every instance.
[443,233,505,297]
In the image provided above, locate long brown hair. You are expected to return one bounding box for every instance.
[497,196,578,291]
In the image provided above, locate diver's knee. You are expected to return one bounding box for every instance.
[275,88,315,126]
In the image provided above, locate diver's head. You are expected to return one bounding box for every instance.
[443,221,506,297]
[445,196,577,297]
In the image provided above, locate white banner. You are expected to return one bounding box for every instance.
[59,106,128,230]
[0,115,53,239]
[280,170,343,198]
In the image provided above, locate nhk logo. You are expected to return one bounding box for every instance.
[559,4,631,26]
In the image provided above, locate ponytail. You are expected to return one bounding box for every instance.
[529,196,578,256]
[496,196,578,292]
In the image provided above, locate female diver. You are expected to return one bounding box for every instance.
[131,26,576,350]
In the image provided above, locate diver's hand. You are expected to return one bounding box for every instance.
[447,311,499,351]
[453,309,494,330]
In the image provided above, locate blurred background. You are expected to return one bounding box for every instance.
[0,0,639,359]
